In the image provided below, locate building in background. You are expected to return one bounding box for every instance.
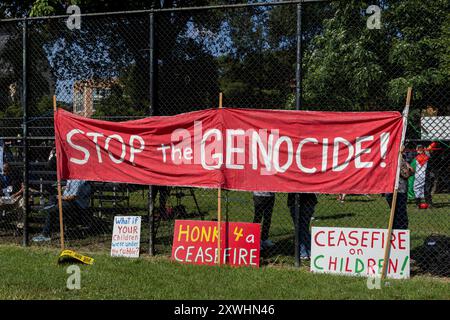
[73,78,119,117]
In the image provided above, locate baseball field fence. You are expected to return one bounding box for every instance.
[0,0,448,276]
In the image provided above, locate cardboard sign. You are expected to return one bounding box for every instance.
[111,216,141,258]
[172,220,261,267]
[311,227,410,279]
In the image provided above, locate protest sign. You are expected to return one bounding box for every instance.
[54,108,403,194]
[111,216,141,258]
[172,220,261,267]
[311,227,410,279]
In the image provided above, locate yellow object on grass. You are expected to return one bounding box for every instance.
[58,250,94,265]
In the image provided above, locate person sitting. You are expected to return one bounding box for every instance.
[32,179,91,242]
[0,163,25,230]
[0,163,23,199]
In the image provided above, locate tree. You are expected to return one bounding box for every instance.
[1,0,56,117]
[302,0,390,111]
[216,5,293,109]
[301,0,449,112]
[2,0,448,118]
[216,2,332,109]
[386,0,449,109]
[26,0,224,116]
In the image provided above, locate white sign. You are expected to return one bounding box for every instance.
[421,116,449,140]
[111,216,141,258]
[311,227,410,279]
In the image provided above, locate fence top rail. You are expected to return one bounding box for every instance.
[0,136,55,140]
[0,0,331,22]
[0,116,144,122]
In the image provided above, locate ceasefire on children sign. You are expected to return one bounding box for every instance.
[311,227,410,279]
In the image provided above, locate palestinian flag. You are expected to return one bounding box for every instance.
[413,153,430,199]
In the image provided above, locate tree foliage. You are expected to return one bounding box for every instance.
[302,0,449,111]
[1,0,448,119]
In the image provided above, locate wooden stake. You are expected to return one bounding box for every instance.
[53,96,65,250]
[381,87,412,279]
[217,92,223,265]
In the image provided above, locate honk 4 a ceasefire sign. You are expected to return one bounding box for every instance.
[111,216,141,258]
[172,220,261,267]
[311,227,410,279]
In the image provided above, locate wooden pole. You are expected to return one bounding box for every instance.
[381,87,412,279]
[53,95,65,250]
[217,92,223,265]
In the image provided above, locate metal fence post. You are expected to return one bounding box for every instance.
[21,18,29,247]
[294,1,303,268]
[148,11,156,256]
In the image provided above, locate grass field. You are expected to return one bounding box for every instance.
[1,190,449,275]
[79,191,450,270]
[0,245,448,300]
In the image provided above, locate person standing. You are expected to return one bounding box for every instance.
[386,148,414,229]
[288,193,318,259]
[253,192,275,250]
[412,143,437,208]
[152,186,171,218]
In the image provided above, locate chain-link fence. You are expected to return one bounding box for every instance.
[0,0,448,277]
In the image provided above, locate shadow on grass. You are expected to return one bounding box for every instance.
[337,198,376,203]
[430,202,450,209]
[261,235,295,260]
[314,213,355,221]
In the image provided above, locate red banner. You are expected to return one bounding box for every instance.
[54,108,403,193]
[172,220,261,267]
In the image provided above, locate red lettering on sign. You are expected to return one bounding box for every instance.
[172,220,260,267]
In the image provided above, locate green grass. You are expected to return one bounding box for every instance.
[2,189,448,274]
[125,191,450,268]
[0,245,448,300]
